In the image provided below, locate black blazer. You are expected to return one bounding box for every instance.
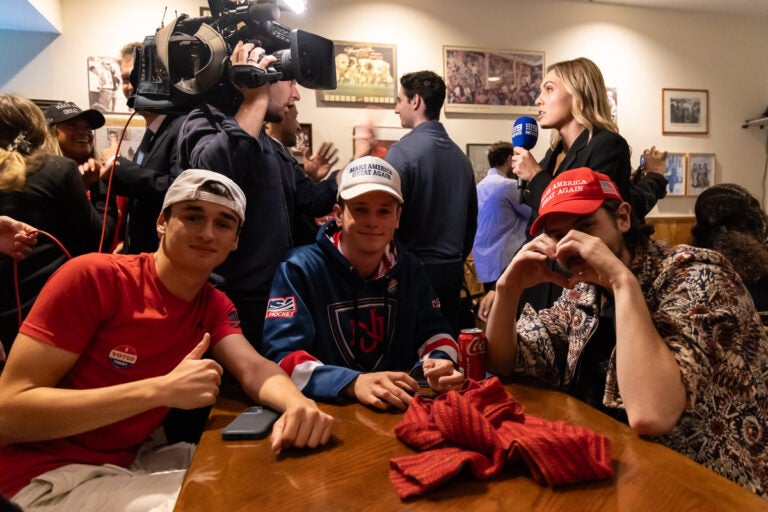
[523,128,632,232]
[523,128,667,231]
[112,115,185,254]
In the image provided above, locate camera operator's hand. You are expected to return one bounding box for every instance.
[232,41,277,138]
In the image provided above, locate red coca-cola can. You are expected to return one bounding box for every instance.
[458,328,486,381]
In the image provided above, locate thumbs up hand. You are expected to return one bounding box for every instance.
[161,333,224,409]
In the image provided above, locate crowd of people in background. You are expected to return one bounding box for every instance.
[1,43,768,512]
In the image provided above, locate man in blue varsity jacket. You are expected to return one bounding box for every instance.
[263,156,464,410]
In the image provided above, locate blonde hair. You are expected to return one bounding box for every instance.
[547,57,618,150]
[0,94,57,190]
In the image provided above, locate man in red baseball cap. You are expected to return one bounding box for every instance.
[484,167,768,498]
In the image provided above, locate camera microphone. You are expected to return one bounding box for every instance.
[511,115,539,189]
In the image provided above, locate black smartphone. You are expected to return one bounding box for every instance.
[221,406,280,441]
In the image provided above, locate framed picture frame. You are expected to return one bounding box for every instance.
[289,123,312,157]
[443,46,544,115]
[199,6,211,16]
[662,88,709,135]
[663,153,687,196]
[316,41,397,108]
[687,153,715,196]
[352,125,408,157]
[93,115,146,163]
[466,143,492,183]
[87,56,130,114]
[607,86,618,124]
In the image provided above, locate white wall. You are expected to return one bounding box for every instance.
[30,0,63,32]
[2,0,767,215]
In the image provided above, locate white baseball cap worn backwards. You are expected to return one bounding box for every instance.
[163,169,247,225]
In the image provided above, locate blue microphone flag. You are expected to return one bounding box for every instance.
[511,116,539,150]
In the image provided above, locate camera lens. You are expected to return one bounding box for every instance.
[298,46,320,82]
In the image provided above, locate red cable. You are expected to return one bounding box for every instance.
[98,111,136,252]
[13,230,73,328]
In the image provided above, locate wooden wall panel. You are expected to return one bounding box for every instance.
[647,216,696,246]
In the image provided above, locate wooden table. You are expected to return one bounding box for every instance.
[174,383,768,511]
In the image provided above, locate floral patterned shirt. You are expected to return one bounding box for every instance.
[515,240,768,496]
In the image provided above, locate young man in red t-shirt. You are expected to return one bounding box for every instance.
[0,169,335,510]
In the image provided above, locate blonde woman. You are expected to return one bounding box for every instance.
[0,94,109,352]
[513,57,632,218]
[509,57,665,312]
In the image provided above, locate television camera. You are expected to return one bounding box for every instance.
[129,0,336,114]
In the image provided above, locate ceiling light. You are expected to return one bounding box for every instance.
[281,0,307,14]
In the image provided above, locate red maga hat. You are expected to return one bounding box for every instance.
[529,167,624,235]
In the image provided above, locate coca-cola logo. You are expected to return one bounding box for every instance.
[464,336,486,356]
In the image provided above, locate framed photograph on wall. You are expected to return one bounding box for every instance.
[663,152,687,196]
[444,46,544,115]
[352,125,408,157]
[662,88,709,135]
[93,115,146,163]
[687,153,715,196]
[289,123,312,157]
[466,143,492,183]
[316,41,397,108]
[607,86,618,124]
[87,56,130,114]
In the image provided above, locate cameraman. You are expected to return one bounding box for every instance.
[178,41,337,353]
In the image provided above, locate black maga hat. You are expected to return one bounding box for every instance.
[44,101,105,129]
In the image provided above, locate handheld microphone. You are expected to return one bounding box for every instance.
[511,116,539,188]
[511,115,539,150]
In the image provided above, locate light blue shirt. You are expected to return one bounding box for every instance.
[472,168,532,284]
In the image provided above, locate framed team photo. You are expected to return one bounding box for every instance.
[316,41,397,108]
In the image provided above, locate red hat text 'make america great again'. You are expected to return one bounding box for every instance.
[529,167,624,235]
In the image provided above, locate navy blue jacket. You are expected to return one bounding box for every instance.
[385,121,477,264]
[263,222,458,402]
[112,115,184,254]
